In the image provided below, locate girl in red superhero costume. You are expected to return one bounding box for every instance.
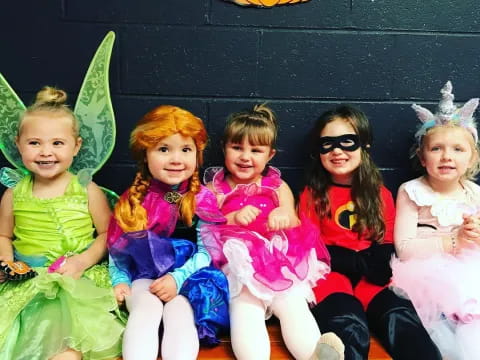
[299,105,441,360]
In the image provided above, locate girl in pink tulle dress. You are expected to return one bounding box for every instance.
[202,104,344,360]
[391,81,480,360]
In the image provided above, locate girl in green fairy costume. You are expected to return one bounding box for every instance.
[0,86,123,360]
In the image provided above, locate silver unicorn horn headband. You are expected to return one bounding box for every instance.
[412,81,479,144]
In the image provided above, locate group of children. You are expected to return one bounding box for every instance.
[0,80,479,360]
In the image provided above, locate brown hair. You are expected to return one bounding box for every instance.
[304,105,386,243]
[222,104,278,149]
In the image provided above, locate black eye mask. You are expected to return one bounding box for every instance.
[318,134,361,154]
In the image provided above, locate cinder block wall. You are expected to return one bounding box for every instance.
[1,0,479,196]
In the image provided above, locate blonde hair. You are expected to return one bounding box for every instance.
[222,104,277,148]
[418,124,480,180]
[19,86,79,137]
[114,105,207,232]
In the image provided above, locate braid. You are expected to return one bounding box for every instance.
[114,172,151,232]
[179,169,201,227]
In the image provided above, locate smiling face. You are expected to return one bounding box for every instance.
[146,133,197,186]
[419,126,476,187]
[224,138,276,185]
[16,112,81,182]
[319,117,362,185]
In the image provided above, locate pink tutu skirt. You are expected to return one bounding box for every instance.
[391,248,480,360]
[202,219,330,306]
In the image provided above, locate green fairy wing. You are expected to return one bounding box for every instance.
[101,186,120,210]
[76,168,119,208]
[0,167,28,188]
[72,31,116,178]
[73,31,118,205]
[0,74,28,187]
[0,73,26,171]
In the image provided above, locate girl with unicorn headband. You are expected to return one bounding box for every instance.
[392,81,480,360]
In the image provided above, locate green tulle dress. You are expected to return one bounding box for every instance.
[0,175,124,360]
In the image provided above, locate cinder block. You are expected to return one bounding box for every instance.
[122,27,258,97]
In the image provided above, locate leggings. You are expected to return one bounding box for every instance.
[230,287,321,360]
[122,279,199,360]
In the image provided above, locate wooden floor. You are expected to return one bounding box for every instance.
[120,322,391,360]
[196,322,391,360]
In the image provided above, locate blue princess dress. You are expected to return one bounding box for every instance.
[108,179,230,345]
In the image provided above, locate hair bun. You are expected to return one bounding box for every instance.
[34,86,67,107]
[252,103,276,124]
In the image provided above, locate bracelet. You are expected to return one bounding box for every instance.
[451,234,457,255]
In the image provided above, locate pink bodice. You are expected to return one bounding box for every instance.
[210,167,283,234]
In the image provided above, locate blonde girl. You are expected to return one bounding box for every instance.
[392,81,480,360]
[0,86,123,360]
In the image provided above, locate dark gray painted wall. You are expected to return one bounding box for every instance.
[1,0,479,196]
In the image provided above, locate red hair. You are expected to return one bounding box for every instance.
[114,105,207,232]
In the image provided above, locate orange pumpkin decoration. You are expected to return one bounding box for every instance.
[226,0,310,7]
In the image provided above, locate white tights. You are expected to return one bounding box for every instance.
[122,279,199,360]
[230,287,321,360]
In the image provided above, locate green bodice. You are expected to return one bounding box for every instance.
[12,174,95,262]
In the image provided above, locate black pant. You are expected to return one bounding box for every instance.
[311,293,370,360]
[366,288,441,360]
[311,290,442,360]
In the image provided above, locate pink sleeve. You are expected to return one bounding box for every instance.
[394,184,445,260]
[107,216,125,248]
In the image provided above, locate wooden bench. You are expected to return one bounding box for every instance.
[196,322,391,359]
[120,322,391,359]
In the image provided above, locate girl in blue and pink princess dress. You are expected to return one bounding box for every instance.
[107,105,229,360]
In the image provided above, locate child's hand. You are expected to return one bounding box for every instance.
[469,214,480,230]
[457,215,480,247]
[0,258,7,283]
[268,207,295,231]
[234,205,261,226]
[54,254,88,279]
[150,274,177,302]
[0,255,13,283]
[114,283,131,304]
